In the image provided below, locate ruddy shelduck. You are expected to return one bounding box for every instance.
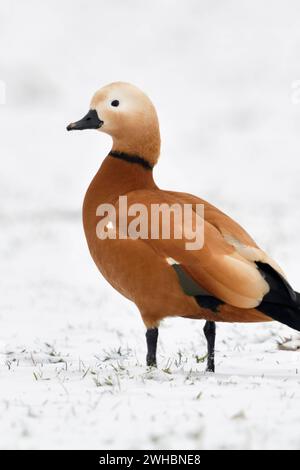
[67,82,300,372]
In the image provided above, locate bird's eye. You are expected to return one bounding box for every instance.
[111,100,119,107]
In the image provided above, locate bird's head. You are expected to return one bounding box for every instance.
[67,82,161,166]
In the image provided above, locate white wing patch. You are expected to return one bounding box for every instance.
[166,257,180,266]
[106,221,114,230]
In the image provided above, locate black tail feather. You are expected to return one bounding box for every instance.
[256,262,297,307]
[257,301,300,332]
[255,263,300,331]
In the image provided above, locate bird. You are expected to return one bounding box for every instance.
[67,81,300,373]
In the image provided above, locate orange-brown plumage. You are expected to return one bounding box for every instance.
[82,156,271,328]
[67,82,300,371]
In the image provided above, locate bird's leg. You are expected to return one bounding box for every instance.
[146,327,158,367]
[203,321,216,372]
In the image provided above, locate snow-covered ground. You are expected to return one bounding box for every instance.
[1,0,300,450]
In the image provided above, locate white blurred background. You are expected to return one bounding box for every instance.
[1,0,300,450]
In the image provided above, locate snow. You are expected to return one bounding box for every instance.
[1,0,300,450]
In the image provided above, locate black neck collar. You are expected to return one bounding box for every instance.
[109,150,153,171]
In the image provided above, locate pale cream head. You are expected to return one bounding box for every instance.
[91,82,161,165]
[68,82,161,166]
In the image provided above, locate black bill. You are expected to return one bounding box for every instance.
[66,109,103,131]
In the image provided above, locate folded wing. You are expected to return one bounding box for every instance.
[118,190,277,309]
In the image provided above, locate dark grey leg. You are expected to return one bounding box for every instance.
[203,321,216,372]
[146,328,158,367]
